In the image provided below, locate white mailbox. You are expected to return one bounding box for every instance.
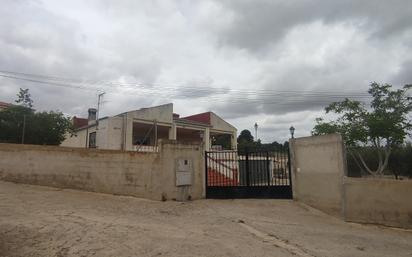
[176,158,193,186]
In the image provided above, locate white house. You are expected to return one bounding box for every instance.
[61,103,237,151]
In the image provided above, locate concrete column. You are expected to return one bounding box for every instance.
[121,114,126,150]
[168,123,177,140]
[231,131,237,150]
[125,115,134,151]
[204,128,210,151]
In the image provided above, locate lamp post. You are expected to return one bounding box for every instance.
[289,126,295,139]
[254,122,258,141]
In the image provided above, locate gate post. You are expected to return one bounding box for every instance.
[266,152,270,186]
[204,151,208,191]
[287,146,292,189]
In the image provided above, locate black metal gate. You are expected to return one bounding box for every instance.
[205,147,292,199]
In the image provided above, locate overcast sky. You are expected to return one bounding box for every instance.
[1,0,411,142]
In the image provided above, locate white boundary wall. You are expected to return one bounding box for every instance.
[290,134,412,229]
[0,140,204,201]
[290,134,346,216]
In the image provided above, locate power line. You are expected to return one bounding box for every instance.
[0,76,370,107]
[0,70,372,106]
[0,74,96,91]
[0,69,371,95]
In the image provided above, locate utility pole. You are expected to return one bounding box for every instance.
[96,92,105,130]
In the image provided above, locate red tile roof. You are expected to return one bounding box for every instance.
[181,112,211,125]
[0,101,11,108]
[73,116,88,129]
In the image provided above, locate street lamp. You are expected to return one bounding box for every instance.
[289,126,295,139]
[254,122,258,140]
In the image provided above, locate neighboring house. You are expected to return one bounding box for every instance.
[0,101,12,111]
[61,103,237,151]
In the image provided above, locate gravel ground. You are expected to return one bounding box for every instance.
[0,181,411,257]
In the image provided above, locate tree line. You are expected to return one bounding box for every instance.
[236,129,289,152]
[206,128,289,152]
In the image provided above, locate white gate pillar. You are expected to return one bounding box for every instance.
[204,128,210,151]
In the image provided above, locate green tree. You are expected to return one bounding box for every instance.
[0,90,73,145]
[29,111,73,145]
[237,129,256,151]
[212,134,231,150]
[312,82,412,176]
[15,88,33,108]
[0,105,33,143]
[238,129,254,143]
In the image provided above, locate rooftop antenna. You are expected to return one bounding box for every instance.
[96,91,105,129]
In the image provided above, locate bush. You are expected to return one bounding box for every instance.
[388,145,412,178]
[346,146,412,179]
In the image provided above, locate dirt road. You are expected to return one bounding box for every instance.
[0,181,411,257]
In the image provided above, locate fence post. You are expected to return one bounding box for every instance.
[266,151,270,186]
[204,151,208,198]
[245,147,250,186]
[287,146,292,188]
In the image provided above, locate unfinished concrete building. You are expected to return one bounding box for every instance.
[61,103,237,151]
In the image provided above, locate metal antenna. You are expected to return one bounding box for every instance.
[96,91,105,129]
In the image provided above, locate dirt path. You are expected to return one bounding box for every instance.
[1,181,411,257]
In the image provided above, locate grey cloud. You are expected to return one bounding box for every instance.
[212,98,328,119]
[0,0,165,116]
[214,0,412,52]
[0,1,98,114]
[0,1,90,75]
[390,59,412,86]
[213,101,263,119]
[1,0,412,142]
[210,61,376,118]
[173,85,231,99]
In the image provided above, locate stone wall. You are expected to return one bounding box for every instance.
[0,140,204,201]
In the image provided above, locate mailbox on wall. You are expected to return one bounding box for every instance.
[176,158,193,186]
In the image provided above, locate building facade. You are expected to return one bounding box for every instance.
[61,103,237,151]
